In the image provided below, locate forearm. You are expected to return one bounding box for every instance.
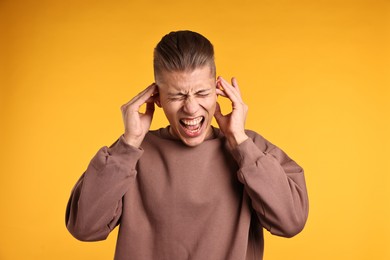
[65,136,143,241]
[232,135,309,237]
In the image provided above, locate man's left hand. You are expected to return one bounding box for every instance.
[214,76,249,149]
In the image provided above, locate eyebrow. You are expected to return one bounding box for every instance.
[167,92,186,98]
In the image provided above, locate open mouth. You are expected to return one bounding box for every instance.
[179,116,205,136]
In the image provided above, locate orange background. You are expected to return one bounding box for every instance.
[1,0,389,259]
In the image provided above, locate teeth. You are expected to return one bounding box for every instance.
[181,117,203,126]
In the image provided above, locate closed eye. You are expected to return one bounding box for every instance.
[168,94,187,102]
[196,91,211,97]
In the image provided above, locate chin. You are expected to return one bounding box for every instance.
[180,136,206,147]
[170,118,213,147]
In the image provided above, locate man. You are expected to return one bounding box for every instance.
[66,30,309,260]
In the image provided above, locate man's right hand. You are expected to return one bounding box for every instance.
[121,83,158,148]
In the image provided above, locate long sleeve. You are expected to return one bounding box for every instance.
[66,136,143,241]
[231,131,309,238]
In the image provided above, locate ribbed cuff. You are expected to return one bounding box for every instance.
[231,138,265,167]
[108,135,144,162]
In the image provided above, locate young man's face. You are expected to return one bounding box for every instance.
[155,66,217,147]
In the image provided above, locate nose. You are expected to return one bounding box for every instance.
[183,96,200,115]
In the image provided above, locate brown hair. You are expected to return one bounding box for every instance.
[153,30,215,77]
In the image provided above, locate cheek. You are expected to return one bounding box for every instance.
[161,102,180,119]
[200,96,217,113]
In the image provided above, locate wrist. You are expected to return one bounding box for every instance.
[123,133,143,148]
[226,132,249,149]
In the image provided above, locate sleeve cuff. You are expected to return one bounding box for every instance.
[231,138,266,167]
[107,135,144,163]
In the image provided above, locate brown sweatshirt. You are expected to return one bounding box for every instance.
[66,127,308,260]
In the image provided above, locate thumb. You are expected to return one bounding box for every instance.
[214,102,223,122]
[144,100,155,118]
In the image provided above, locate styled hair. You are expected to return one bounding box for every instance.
[153,30,215,77]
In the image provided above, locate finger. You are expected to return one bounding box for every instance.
[144,100,155,117]
[128,83,156,105]
[216,88,227,97]
[122,83,157,111]
[216,79,228,97]
[131,83,157,106]
[231,77,241,95]
[144,93,158,104]
[218,77,240,97]
[217,76,242,103]
[214,102,224,120]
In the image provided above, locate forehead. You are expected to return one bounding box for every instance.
[156,67,215,92]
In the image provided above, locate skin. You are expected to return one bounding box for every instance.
[121,65,249,149]
[155,66,217,147]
